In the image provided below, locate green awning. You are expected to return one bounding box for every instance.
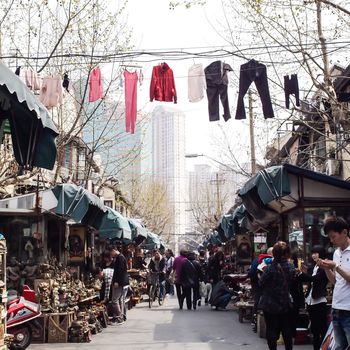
[0,63,58,170]
[220,214,234,240]
[141,231,161,250]
[239,166,291,205]
[239,166,289,225]
[97,207,132,241]
[52,184,106,224]
[208,230,222,245]
[128,218,148,245]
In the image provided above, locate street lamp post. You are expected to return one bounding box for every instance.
[185,153,227,219]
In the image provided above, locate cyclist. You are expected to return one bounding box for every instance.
[148,249,166,301]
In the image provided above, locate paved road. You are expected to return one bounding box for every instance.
[30,296,313,350]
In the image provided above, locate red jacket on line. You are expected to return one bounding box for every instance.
[150,62,177,103]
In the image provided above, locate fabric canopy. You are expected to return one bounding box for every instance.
[97,207,132,240]
[0,63,58,170]
[238,164,350,228]
[128,218,148,245]
[239,166,291,205]
[52,184,106,224]
[141,231,161,250]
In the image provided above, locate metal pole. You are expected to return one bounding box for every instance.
[249,90,256,175]
[216,172,221,216]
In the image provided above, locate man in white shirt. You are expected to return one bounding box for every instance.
[318,216,350,350]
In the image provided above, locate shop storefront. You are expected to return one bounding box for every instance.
[238,164,350,261]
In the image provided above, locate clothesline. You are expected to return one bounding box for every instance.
[3,39,350,67]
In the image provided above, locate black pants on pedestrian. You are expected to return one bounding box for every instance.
[307,302,328,350]
[192,283,199,309]
[263,311,293,350]
[175,283,183,309]
[182,286,192,310]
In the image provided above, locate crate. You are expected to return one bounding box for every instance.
[47,311,75,343]
[34,279,53,293]
[30,314,48,343]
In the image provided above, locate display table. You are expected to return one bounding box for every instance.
[47,311,76,343]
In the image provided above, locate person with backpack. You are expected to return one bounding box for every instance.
[259,241,295,350]
[298,245,328,350]
[179,252,198,310]
[187,252,202,310]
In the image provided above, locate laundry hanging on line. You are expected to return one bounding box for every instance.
[15,68,41,92]
[205,60,233,122]
[89,67,103,102]
[150,62,177,104]
[124,69,138,134]
[284,74,300,109]
[188,63,206,103]
[39,75,63,109]
[63,73,70,92]
[235,59,274,120]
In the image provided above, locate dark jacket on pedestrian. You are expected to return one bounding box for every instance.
[207,252,224,284]
[209,280,232,306]
[112,253,129,286]
[259,259,295,314]
[198,257,209,283]
[298,265,328,300]
[181,258,198,288]
[149,257,166,282]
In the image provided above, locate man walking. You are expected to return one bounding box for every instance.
[318,217,350,350]
[110,245,129,325]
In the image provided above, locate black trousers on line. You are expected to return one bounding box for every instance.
[206,83,231,122]
[263,311,293,350]
[284,74,300,109]
[205,60,232,122]
[307,302,328,350]
[235,59,274,120]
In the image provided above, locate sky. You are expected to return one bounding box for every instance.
[124,0,252,171]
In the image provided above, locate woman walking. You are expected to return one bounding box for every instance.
[298,246,329,350]
[259,241,295,350]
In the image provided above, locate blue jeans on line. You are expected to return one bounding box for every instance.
[332,309,350,350]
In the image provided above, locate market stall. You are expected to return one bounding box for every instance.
[238,164,350,261]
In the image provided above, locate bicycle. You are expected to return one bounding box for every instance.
[147,271,164,308]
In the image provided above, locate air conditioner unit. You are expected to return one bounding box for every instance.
[326,159,340,176]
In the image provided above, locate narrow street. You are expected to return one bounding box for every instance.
[30,297,312,350]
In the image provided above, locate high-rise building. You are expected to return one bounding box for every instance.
[151,105,186,252]
[186,163,240,244]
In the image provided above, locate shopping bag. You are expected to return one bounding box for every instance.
[168,270,176,285]
[320,323,336,350]
[199,281,207,298]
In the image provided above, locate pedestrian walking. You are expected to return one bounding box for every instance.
[317,216,350,350]
[187,252,202,310]
[148,249,166,301]
[248,247,273,332]
[259,241,295,350]
[100,251,114,306]
[298,245,328,350]
[165,249,175,295]
[110,245,129,325]
[180,252,198,310]
[208,250,225,286]
[198,250,211,306]
[173,249,188,310]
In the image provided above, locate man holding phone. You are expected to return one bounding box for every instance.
[317,217,350,350]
